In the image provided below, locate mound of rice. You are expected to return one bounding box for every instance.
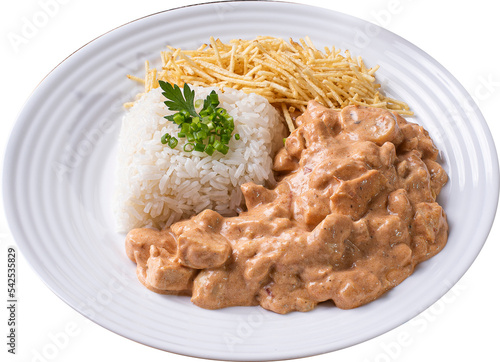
[114,85,286,232]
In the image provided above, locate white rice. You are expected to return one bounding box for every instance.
[114,85,286,232]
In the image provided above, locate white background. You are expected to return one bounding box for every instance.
[1,0,499,361]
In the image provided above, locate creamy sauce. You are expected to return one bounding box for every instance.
[125,101,448,314]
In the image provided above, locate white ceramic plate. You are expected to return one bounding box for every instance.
[3,1,499,360]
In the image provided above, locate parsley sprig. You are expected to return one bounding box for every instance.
[158,80,239,155]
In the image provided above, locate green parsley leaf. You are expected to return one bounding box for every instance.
[159,80,199,118]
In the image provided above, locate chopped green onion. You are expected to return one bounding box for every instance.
[195,99,203,108]
[187,133,195,142]
[205,144,215,155]
[234,133,240,140]
[194,143,205,152]
[197,130,208,140]
[219,144,229,155]
[173,113,184,125]
[200,123,209,133]
[161,133,170,145]
[168,137,178,149]
[183,143,194,152]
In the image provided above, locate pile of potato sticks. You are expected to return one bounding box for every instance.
[126,36,412,131]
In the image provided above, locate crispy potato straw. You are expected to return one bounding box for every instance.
[126,36,413,131]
